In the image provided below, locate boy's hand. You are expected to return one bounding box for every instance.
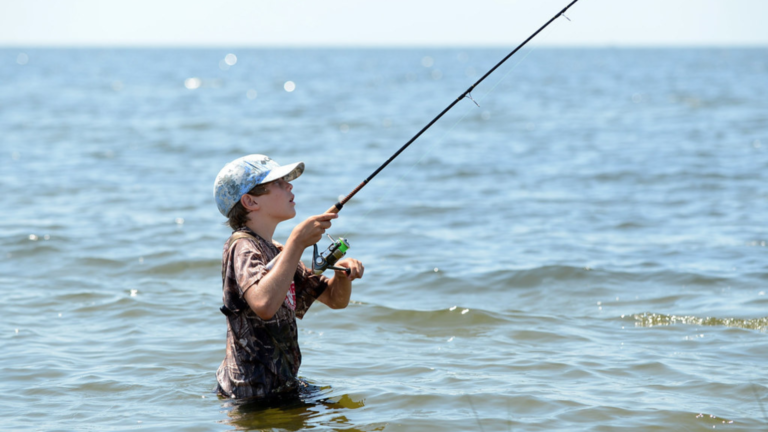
[335,258,364,281]
[288,213,338,248]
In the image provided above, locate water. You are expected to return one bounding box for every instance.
[1,47,767,431]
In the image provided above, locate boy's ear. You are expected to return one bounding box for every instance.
[241,194,260,212]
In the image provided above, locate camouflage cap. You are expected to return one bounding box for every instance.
[214,154,304,217]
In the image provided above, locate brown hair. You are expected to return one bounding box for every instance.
[226,183,271,230]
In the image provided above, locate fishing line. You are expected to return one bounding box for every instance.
[335,15,565,239]
[333,49,540,241]
[343,46,542,227]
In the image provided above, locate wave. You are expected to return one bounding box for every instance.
[351,303,515,329]
[137,258,220,276]
[633,312,768,332]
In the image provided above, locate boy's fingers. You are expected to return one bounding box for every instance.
[339,259,363,280]
[314,213,338,221]
[309,214,337,233]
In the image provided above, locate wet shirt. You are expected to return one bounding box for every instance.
[216,227,328,399]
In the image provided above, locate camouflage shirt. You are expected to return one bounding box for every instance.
[216,227,328,399]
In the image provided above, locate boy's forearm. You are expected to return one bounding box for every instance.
[324,275,352,309]
[243,241,304,320]
[319,258,362,309]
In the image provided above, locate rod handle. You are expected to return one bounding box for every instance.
[325,202,343,214]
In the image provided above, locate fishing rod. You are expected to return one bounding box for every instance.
[326,0,580,216]
[302,0,581,275]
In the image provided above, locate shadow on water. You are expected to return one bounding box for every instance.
[467,395,486,432]
[219,380,368,432]
[752,383,768,425]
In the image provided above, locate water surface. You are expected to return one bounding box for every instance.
[1,47,767,431]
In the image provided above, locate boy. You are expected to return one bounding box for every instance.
[213,154,364,400]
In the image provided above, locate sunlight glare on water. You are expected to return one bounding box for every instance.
[185,77,202,89]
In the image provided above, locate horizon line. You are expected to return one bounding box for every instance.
[3,43,767,50]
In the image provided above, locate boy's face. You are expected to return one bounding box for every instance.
[258,178,296,222]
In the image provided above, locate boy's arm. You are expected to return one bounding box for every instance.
[242,213,337,320]
[318,258,364,309]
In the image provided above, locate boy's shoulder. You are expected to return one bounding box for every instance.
[224,229,281,260]
[223,229,259,253]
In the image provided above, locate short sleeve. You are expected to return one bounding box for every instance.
[293,260,329,319]
[230,239,270,297]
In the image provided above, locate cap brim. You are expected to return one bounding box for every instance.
[262,161,304,184]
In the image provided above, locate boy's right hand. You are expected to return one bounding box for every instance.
[288,213,338,248]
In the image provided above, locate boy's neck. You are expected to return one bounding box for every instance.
[244,219,277,243]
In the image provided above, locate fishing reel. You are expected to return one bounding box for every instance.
[312,234,351,276]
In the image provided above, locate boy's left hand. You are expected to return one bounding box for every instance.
[335,258,364,281]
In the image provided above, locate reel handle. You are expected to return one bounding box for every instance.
[328,265,351,276]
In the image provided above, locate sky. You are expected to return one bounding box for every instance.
[1,0,767,47]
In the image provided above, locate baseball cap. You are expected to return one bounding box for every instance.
[213,154,304,217]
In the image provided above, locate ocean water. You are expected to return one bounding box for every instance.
[1,47,767,431]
